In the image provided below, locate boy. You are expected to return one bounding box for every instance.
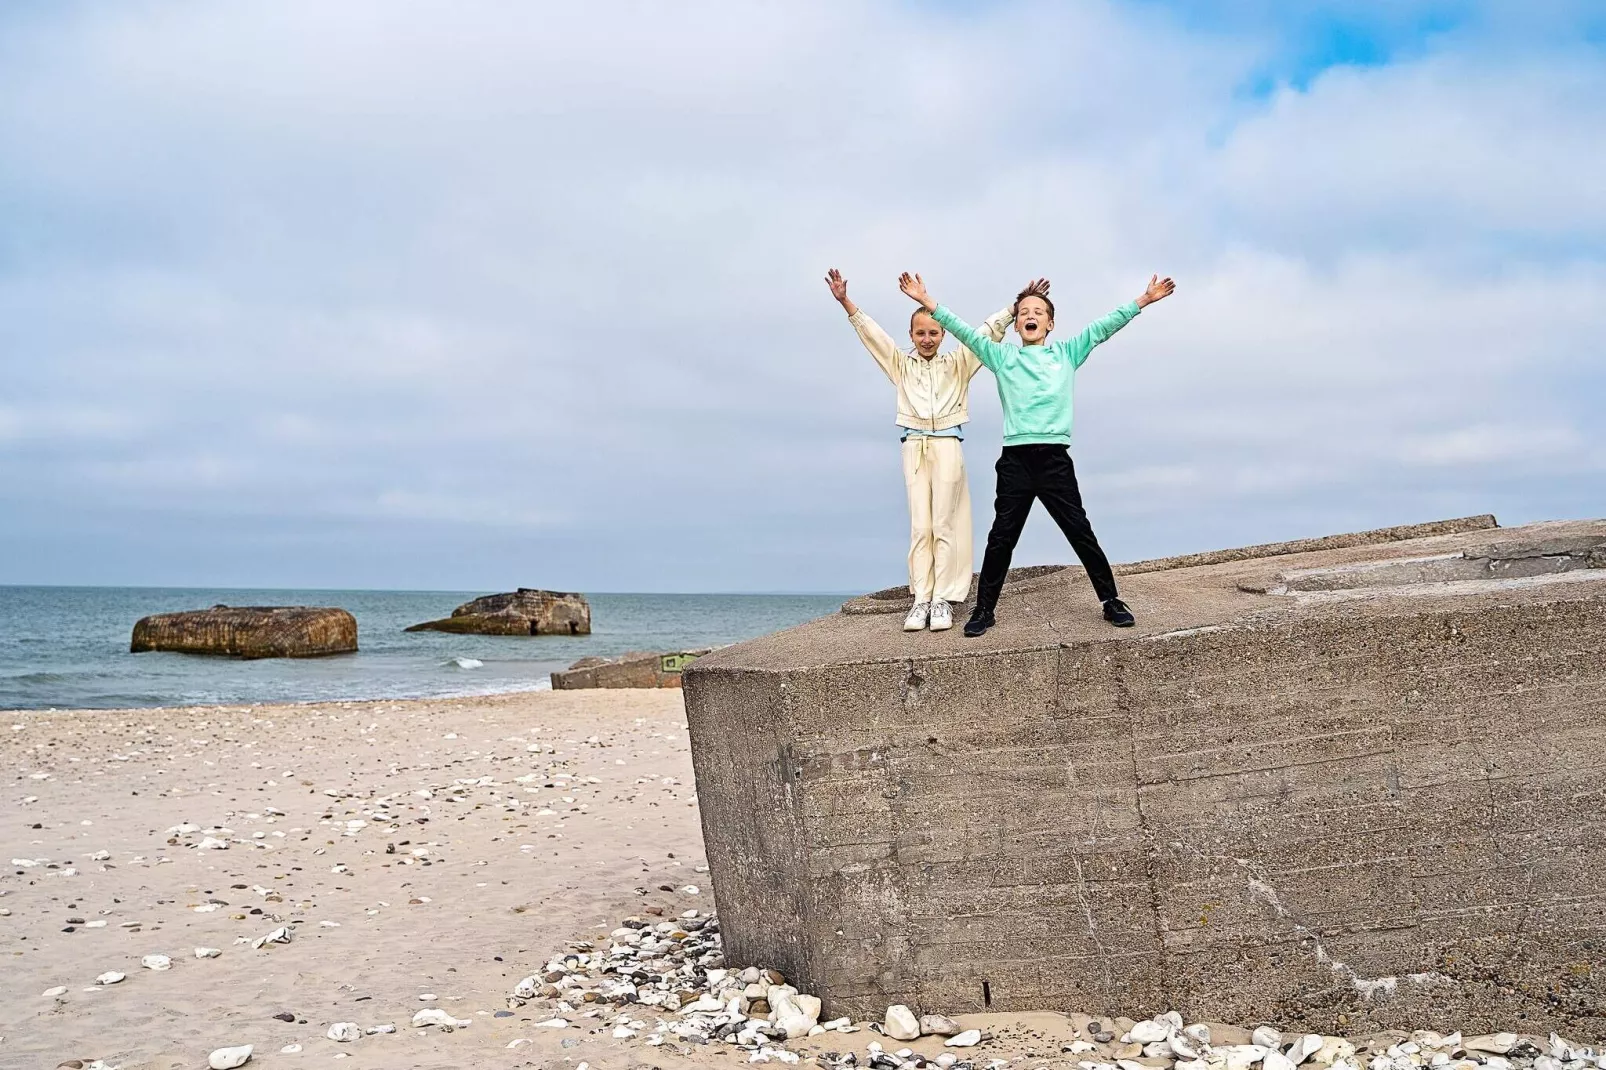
[826,268,1049,632]
[897,270,1176,636]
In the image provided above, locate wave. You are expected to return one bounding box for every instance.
[447,656,484,670]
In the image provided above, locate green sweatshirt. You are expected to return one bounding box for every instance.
[931,301,1141,447]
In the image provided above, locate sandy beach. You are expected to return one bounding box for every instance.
[2,689,718,1069]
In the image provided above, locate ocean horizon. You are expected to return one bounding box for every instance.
[0,585,848,711]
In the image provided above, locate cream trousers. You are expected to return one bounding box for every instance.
[901,435,973,604]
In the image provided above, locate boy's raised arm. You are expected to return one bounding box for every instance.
[899,272,1009,371]
[827,267,902,383]
[1064,274,1176,367]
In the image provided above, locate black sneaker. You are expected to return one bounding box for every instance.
[962,609,995,638]
[1102,597,1136,628]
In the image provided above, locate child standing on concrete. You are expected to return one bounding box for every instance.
[826,268,1048,632]
[897,270,1175,636]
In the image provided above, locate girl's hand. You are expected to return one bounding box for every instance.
[825,268,849,303]
[899,271,938,312]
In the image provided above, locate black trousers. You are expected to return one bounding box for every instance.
[974,444,1119,612]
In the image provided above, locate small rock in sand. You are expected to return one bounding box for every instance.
[326,1022,361,1042]
[251,926,292,949]
[208,1045,253,1069]
[1131,1020,1172,1044]
[1291,1034,1324,1065]
[94,971,125,985]
[921,1014,962,1037]
[412,1008,472,1029]
[194,947,222,958]
[43,985,69,998]
[1254,1028,1284,1050]
[884,1004,920,1041]
[365,1024,397,1035]
[946,1029,982,1048]
[140,954,172,971]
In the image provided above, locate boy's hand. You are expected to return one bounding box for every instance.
[899,272,938,312]
[1022,277,1051,298]
[1136,274,1175,308]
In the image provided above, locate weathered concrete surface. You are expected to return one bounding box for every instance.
[840,516,1497,615]
[684,518,1606,1036]
[130,606,357,658]
[551,649,710,690]
[406,588,591,636]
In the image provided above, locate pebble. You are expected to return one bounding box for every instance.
[946,1030,982,1048]
[251,926,292,949]
[1132,1021,1173,1044]
[922,1014,961,1037]
[326,1022,361,1042]
[195,947,222,958]
[278,1045,301,1054]
[412,1008,472,1029]
[140,954,172,971]
[208,1045,253,1069]
[884,1005,920,1041]
[43,985,69,998]
[1292,1034,1325,1065]
[365,1024,397,1035]
[94,971,125,985]
[1255,1028,1285,1050]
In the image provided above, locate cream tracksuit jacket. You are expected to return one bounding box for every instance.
[847,305,1016,431]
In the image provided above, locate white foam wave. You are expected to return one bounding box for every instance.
[447,656,484,670]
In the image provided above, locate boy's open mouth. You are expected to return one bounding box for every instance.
[1024,320,1040,332]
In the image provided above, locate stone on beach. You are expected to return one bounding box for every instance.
[251,926,292,949]
[921,1014,962,1037]
[946,1029,983,1047]
[130,605,357,659]
[405,589,591,636]
[412,1008,471,1029]
[884,1004,920,1040]
[94,971,124,985]
[326,1022,361,1042]
[207,1045,253,1069]
[140,954,171,970]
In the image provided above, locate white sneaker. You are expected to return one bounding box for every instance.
[928,600,953,631]
[903,601,931,631]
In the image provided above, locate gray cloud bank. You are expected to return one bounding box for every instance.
[0,1,1601,592]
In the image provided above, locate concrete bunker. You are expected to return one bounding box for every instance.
[684,516,1606,1036]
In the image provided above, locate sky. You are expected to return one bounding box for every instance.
[0,1,1602,593]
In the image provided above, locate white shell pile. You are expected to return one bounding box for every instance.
[509,911,1606,1070]
[508,910,985,1066]
[1054,1013,1604,1070]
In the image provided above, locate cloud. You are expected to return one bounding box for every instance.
[0,1,1600,590]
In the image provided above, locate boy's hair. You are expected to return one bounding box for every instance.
[1014,288,1055,319]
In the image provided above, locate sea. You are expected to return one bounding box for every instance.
[0,587,846,711]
